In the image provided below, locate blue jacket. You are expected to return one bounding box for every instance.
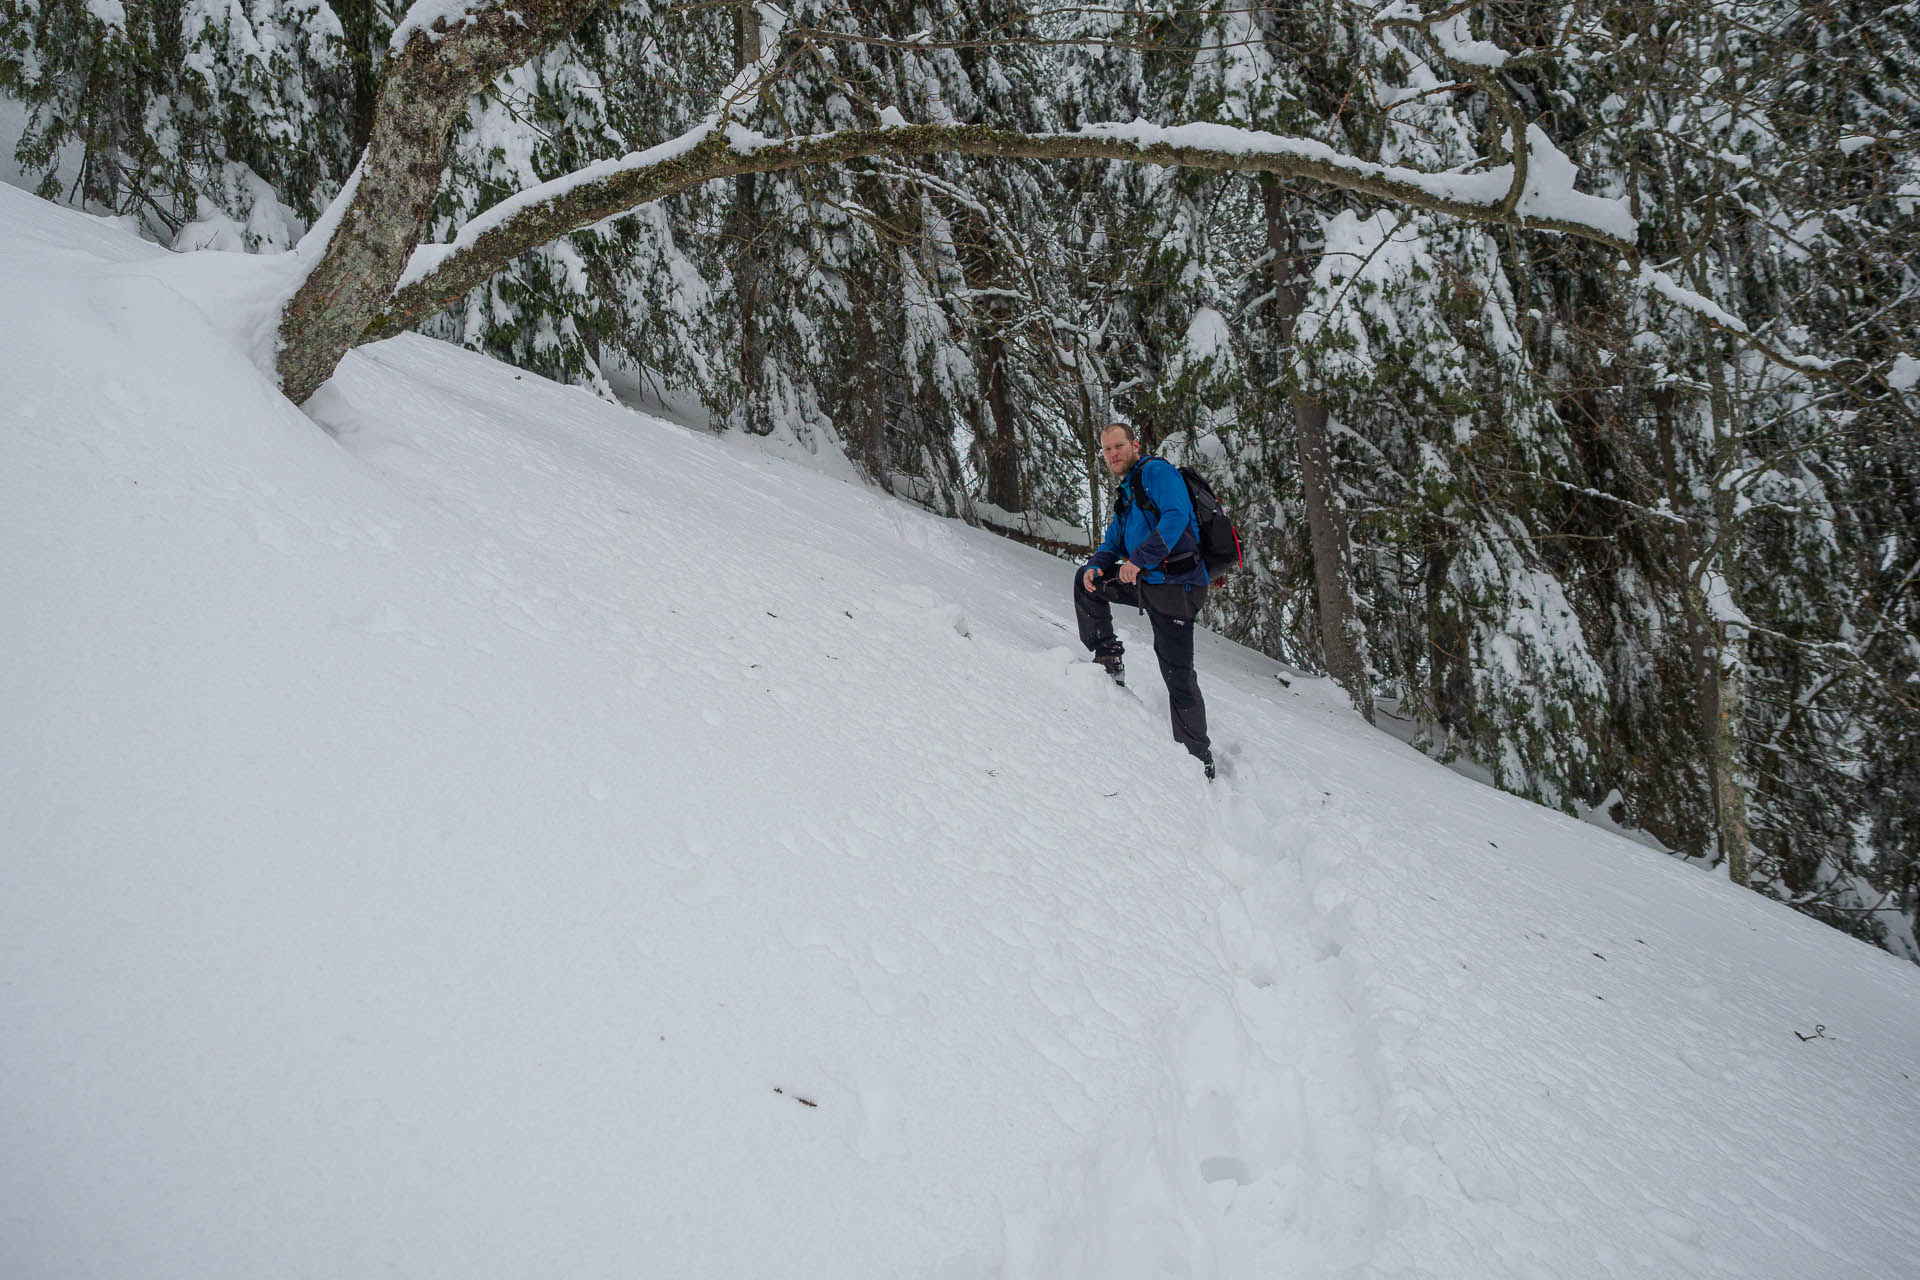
[1089,457,1210,587]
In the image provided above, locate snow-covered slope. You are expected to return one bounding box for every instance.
[4,185,1917,1280]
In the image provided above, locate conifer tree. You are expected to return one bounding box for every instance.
[2,0,359,247]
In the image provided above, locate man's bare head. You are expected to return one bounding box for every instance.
[1099,422,1141,477]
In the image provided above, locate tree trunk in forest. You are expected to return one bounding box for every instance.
[726,172,772,434]
[1061,332,1103,548]
[1702,343,1754,886]
[853,308,893,490]
[1699,574,1755,887]
[1293,393,1376,725]
[982,321,1022,511]
[841,164,911,485]
[1263,181,1374,723]
[276,0,601,405]
[1082,398,1102,547]
[726,3,772,435]
[334,0,379,155]
[1657,379,1753,886]
[1424,529,1471,744]
[951,198,1023,513]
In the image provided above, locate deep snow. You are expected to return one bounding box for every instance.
[3,184,1917,1279]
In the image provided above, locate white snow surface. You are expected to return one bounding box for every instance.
[1070,119,1635,244]
[1890,352,1919,392]
[389,0,507,52]
[84,0,126,29]
[1430,10,1512,69]
[4,185,1918,1279]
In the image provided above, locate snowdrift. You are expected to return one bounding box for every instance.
[3,184,1917,1280]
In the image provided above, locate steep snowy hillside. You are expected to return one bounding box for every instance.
[4,185,1917,1280]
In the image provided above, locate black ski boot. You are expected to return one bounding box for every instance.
[1096,653,1125,686]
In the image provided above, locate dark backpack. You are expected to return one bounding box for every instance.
[1120,456,1244,578]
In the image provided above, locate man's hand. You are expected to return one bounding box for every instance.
[1082,567,1102,593]
[1118,560,1143,585]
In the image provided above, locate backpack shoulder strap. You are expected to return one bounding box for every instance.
[1127,456,1168,520]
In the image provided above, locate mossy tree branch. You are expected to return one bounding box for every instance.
[362,119,1639,346]
[275,1,605,404]
[276,1,1642,403]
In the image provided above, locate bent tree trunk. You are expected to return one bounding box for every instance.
[273,3,1644,407]
[276,1,602,405]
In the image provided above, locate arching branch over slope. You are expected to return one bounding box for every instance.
[276,0,1645,403]
[363,117,1640,346]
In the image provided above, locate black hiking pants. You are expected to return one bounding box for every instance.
[1074,573,1211,760]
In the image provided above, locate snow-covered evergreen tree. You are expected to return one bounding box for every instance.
[1,0,361,247]
[1519,0,1920,941]
[421,2,729,401]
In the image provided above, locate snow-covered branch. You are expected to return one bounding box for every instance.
[1637,264,1842,377]
[365,115,1639,343]
[1366,2,1860,383]
[276,0,606,403]
[277,0,1652,399]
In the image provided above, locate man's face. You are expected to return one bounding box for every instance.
[1100,428,1140,477]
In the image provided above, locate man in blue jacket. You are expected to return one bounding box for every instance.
[1075,422,1213,780]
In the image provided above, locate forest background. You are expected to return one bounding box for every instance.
[2,0,1916,959]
